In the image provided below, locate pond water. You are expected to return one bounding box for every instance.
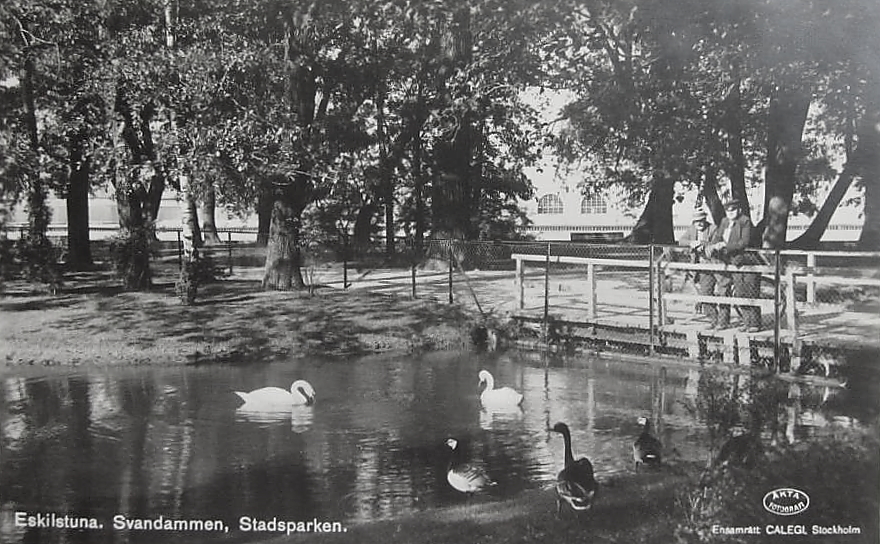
[0,350,873,543]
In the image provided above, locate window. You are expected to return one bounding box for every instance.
[580,196,608,214]
[537,194,564,214]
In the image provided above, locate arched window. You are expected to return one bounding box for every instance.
[580,196,608,214]
[537,194,564,214]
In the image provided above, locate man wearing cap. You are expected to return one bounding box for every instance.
[677,208,715,314]
[705,198,761,331]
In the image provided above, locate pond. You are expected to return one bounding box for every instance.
[0,350,871,543]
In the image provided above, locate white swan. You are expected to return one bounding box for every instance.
[234,380,316,408]
[478,370,523,407]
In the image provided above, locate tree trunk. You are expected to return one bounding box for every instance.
[432,7,475,240]
[261,14,317,290]
[113,85,166,289]
[66,137,93,270]
[857,109,880,249]
[860,169,880,249]
[176,173,200,304]
[761,85,811,249]
[375,80,396,258]
[353,200,377,253]
[201,184,222,245]
[702,165,724,226]
[256,183,272,246]
[791,165,857,249]
[627,172,675,244]
[724,78,750,215]
[22,53,50,245]
[412,122,425,254]
[262,178,307,290]
[115,187,153,290]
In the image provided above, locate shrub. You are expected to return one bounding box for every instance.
[675,428,880,544]
[110,227,153,289]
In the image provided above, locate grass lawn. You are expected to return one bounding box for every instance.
[0,272,477,367]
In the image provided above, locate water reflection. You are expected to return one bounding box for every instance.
[0,351,871,544]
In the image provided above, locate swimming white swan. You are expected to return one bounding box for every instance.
[478,370,523,407]
[234,380,316,408]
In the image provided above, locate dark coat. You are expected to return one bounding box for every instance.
[709,215,754,266]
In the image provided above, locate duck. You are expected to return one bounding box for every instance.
[550,422,598,516]
[444,438,495,495]
[234,380,316,408]
[633,416,662,471]
[478,370,523,408]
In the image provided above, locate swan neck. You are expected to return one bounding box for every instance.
[483,374,495,391]
[562,428,575,466]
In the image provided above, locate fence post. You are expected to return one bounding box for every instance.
[656,251,665,327]
[648,244,655,356]
[448,242,454,304]
[516,256,524,309]
[586,262,596,320]
[773,249,781,373]
[227,230,233,276]
[806,252,816,304]
[786,269,800,371]
[411,263,417,298]
[177,229,183,272]
[543,241,551,324]
[343,238,349,290]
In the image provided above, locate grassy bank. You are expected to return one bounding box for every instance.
[0,274,478,367]
[250,469,692,544]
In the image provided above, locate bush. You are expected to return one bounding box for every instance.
[176,253,226,304]
[11,234,63,292]
[110,228,153,289]
[675,428,880,544]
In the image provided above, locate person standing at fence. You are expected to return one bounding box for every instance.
[706,198,761,331]
[678,208,715,314]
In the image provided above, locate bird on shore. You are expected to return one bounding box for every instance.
[444,438,496,495]
[478,370,523,408]
[234,380,316,408]
[550,422,598,516]
[633,416,662,471]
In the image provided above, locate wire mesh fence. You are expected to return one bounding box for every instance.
[3,226,878,373]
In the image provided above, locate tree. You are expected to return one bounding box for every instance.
[555,0,879,248]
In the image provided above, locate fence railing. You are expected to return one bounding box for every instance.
[3,228,878,371]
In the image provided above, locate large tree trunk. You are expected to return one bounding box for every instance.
[793,104,879,248]
[701,165,724,226]
[262,176,308,290]
[115,187,153,290]
[113,86,165,289]
[860,170,880,249]
[857,109,880,249]
[176,173,200,304]
[256,182,272,246]
[22,52,50,239]
[66,136,93,269]
[432,7,475,240]
[724,78,750,216]
[201,183,222,245]
[412,120,426,254]
[262,17,315,290]
[375,81,396,258]
[627,172,675,244]
[761,86,811,249]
